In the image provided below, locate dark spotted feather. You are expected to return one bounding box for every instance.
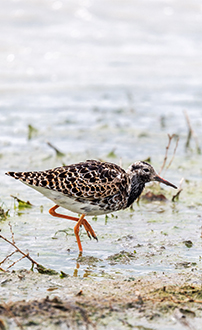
[6,160,130,204]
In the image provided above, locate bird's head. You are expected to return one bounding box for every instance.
[127,161,177,189]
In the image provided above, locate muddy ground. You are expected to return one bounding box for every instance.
[1,268,202,330]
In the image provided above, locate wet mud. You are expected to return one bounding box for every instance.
[1,270,202,330]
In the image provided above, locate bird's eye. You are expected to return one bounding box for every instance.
[143,168,149,173]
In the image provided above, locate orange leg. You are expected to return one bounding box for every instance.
[49,205,97,251]
[49,205,97,239]
[74,214,85,252]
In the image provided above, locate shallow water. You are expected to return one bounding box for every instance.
[0,0,202,281]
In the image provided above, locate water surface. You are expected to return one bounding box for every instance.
[0,0,202,280]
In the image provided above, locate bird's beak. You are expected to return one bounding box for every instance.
[153,175,177,189]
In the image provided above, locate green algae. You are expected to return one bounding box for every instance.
[107,251,137,265]
[0,206,9,221]
[11,195,33,209]
[28,124,39,140]
[36,264,59,275]
[77,255,102,266]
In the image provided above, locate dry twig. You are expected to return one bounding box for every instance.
[0,233,39,271]
[0,250,17,266]
[166,136,179,170]
[159,134,179,175]
[8,221,15,244]
[0,226,58,274]
[184,110,201,154]
[172,178,184,202]
[7,253,29,270]
[0,266,6,272]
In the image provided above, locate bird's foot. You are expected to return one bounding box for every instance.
[82,219,98,241]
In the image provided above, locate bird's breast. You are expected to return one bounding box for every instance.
[126,178,145,208]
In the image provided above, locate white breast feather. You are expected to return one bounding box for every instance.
[23,182,110,216]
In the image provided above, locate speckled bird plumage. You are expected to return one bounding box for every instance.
[6,159,177,252]
[6,160,177,215]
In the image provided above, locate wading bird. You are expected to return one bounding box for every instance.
[6,160,177,253]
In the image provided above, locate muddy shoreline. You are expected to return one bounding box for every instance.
[1,270,202,330]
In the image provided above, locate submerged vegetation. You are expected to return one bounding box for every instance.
[0,205,9,221]
[11,195,33,209]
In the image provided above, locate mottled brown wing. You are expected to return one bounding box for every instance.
[6,160,129,200]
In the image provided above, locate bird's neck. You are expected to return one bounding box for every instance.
[126,175,145,207]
